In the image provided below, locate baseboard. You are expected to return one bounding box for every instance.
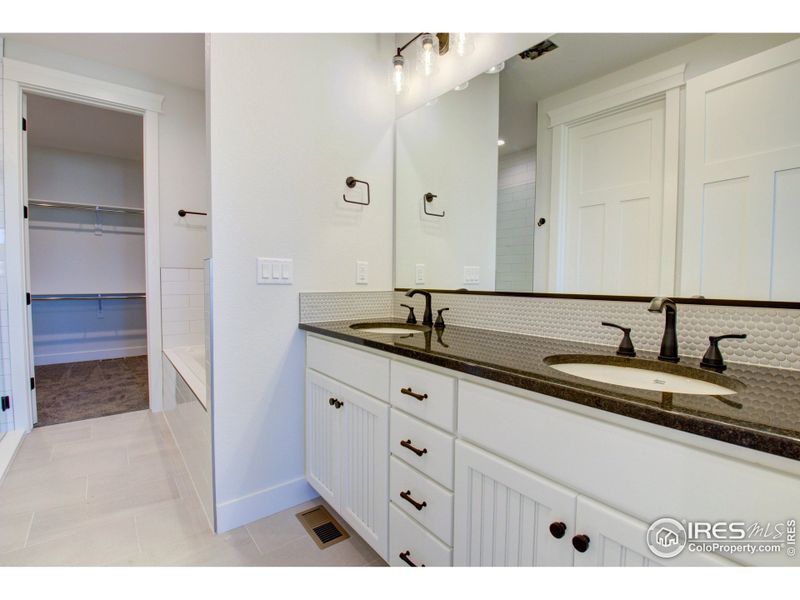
[215,476,319,533]
[0,430,25,485]
[34,345,147,366]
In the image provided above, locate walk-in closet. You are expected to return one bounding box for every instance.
[25,94,147,426]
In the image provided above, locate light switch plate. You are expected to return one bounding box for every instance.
[464,266,480,285]
[356,261,369,285]
[257,258,293,285]
[415,264,425,285]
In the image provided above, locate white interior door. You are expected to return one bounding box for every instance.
[561,99,666,295]
[681,38,800,301]
[21,94,37,425]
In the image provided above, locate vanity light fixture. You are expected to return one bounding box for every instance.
[391,32,458,95]
[485,61,505,74]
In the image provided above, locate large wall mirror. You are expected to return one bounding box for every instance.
[394,33,800,302]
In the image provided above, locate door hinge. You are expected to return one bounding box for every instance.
[30,377,35,391]
[22,117,27,131]
[26,292,31,306]
[24,205,29,219]
[1,396,9,411]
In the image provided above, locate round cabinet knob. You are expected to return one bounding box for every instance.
[549,522,567,539]
[571,534,591,553]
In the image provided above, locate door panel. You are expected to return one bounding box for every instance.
[338,381,389,560]
[563,99,666,294]
[682,38,800,300]
[453,441,576,566]
[305,369,340,509]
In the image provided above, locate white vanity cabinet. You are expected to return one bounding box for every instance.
[304,333,800,567]
[305,338,390,560]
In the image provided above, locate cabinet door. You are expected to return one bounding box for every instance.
[453,441,576,566]
[338,382,390,560]
[572,497,735,567]
[305,369,341,510]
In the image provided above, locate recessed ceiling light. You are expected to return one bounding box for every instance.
[497,139,506,147]
[454,81,469,91]
[485,61,505,74]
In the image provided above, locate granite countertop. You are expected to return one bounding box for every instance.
[299,318,800,461]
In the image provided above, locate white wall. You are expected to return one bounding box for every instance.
[395,33,549,116]
[395,73,499,290]
[3,39,209,270]
[533,33,800,292]
[496,148,536,292]
[207,33,396,530]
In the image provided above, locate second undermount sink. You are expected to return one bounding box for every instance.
[350,322,430,335]
[545,355,741,396]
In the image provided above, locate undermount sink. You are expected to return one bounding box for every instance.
[545,355,741,396]
[349,322,430,335]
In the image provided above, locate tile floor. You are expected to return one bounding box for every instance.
[0,410,385,566]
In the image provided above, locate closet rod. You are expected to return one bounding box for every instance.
[28,199,145,215]
[31,293,146,301]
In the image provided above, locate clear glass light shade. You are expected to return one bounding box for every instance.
[416,33,439,77]
[391,54,406,95]
[452,33,475,57]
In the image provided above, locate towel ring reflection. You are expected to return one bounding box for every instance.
[343,177,370,206]
[423,192,445,217]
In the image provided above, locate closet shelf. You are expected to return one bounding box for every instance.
[28,199,144,216]
[31,293,146,301]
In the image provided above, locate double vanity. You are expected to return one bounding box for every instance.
[300,301,800,567]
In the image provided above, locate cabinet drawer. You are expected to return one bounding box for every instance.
[389,504,452,567]
[307,335,389,400]
[390,457,453,545]
[390,361,456,431]
[391,409,454,489]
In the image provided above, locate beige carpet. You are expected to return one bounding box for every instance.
[34,356,149,427]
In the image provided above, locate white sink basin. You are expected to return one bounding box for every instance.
[549,361,738,396]
[350,322,430,335]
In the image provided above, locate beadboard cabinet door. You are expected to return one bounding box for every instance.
[453,441,576,566]
[338,382,390,559]
[305,369,342,510]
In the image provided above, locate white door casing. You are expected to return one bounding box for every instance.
[2,59,164,429]
[543,66,683,295]
[681,38,800,301]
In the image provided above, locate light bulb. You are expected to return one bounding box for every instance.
[392,54,405,95]
[453,33,474,57]
[485,61,505,74]
[416,33,439,77]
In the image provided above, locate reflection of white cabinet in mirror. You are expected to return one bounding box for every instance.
[395,73,499,290]
[682,38,800,301]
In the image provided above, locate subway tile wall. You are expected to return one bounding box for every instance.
[298,290,800,371]
[161,268,206,349]
[496,149,536,292]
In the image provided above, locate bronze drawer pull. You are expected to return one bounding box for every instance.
[400,387,428,401]
[400,439,428,457]
[399,550,425,567]
[328,397,343,409]
[400,490,427,511]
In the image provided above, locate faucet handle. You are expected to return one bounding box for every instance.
[434,308,449,330]
[701,334,746,372]
[601,322,636,357]
[400,304,417,325]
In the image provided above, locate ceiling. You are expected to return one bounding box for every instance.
[498,33,706,155]
[3,33,205,90]
[26,94,143,161]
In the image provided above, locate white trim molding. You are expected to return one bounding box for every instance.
[2,59,165,429]
[546,64,686,128]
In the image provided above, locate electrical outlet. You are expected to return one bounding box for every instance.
[356,261,369,285]
[415,264,425,284]
[464,266,480,285]
[257,258,293,285]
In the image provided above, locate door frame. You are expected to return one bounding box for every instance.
[540,65,684,294]
[2,58,165,431]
